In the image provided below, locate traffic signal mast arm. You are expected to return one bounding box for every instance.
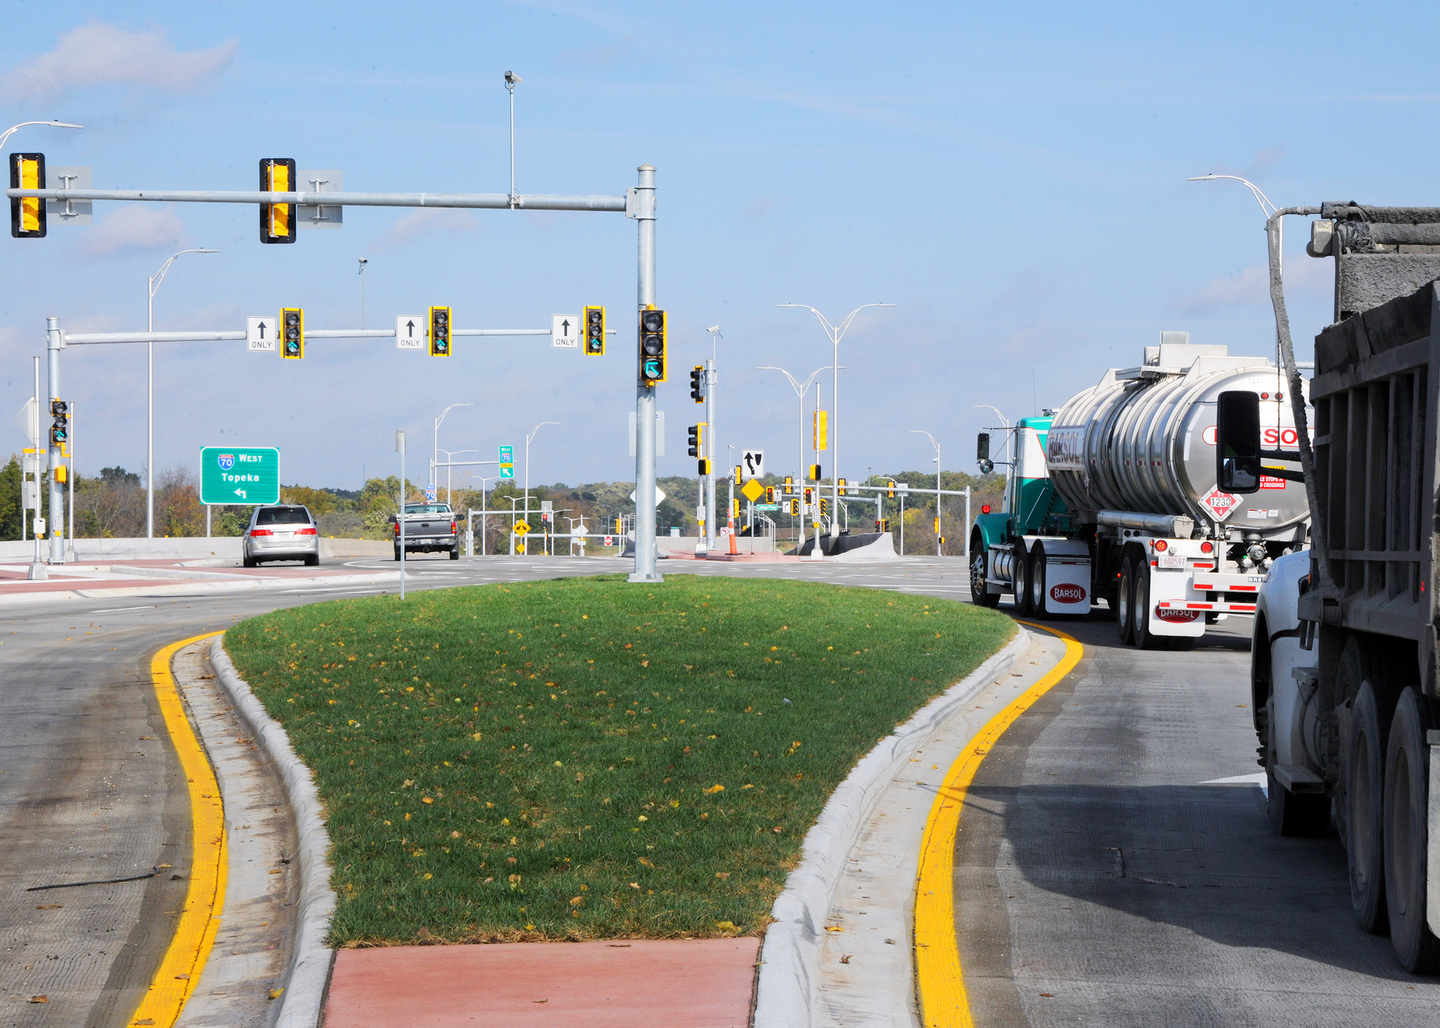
[7,185,630,213]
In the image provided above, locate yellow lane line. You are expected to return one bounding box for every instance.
[127,632,227,1028]
[913,621,1083,1028]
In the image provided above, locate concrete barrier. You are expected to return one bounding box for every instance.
[0,537,390,563]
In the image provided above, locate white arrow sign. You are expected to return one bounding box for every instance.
[235,487,248,500]
[396,315,425,350]
[629,486,666,507]
[741,449,765,480]
[15,397,37,444]
[552,313,579,349]
[247,316,276,352]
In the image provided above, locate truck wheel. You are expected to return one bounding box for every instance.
[1385,688,1440,972]
[970,550,999,608]
[450,545,460,561]
[1117,557,1136,645]
[1133,564,1161,649]
[1265,696,1329,836]
[1029,545,1049,619]
[1012,547,1031,617]
[394,548,402,561]
[1348,679,1391,935]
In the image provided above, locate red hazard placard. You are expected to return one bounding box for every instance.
[1199,486,1240,521]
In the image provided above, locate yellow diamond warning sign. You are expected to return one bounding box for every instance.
[740,477,765,503]
[513,520,531,536]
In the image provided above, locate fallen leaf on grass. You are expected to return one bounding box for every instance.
[269,987,285,1000]
[703,784,725,795]
[715,920,736,930]
[715,872,730,879]
[824,925,844,933]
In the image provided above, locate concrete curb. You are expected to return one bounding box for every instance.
[751,625,1031,1028]
[210,636,336,1028]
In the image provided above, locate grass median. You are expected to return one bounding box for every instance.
[223,574,1013,945]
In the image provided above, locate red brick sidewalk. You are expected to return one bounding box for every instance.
[324,938,760,1028]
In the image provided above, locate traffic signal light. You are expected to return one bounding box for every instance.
[639,308,666,384]
[687,423,704,458]
[808,464,822,482]
[429,306,452,357]
[813,410,828,451]
[260,158,297,244]
[934,517,941,533]
[804,487,813,505]
[49,399,67,446]
[10,153,45,238]
[837,477,847,496]
[731,498,740,519]
[584,305,605,355]
[876,518,889,532]
[734,465,742,486]
[280,308,304,359]
[788,498,800,516]
[820,498,830,517]
[783,476,794,495]
[765,486,775,503]
[615,516,623,533]
[887,479,896,498]
[698,458,711,476]
[690,366,704,402]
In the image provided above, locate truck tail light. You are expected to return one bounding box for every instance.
[394,523,400,535]
[451,521,457,533]
[1200,541,1214,554]
[1153,540,1168,552]
[250,528,273,537]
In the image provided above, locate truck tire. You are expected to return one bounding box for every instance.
[1384,688,1440,972]
[1133,564,1161,649]
[394,547,402,562]
[1029,544,1049,619]
[450,544,460,560]
[970,549,999,608]
[1012,546,1031,617]
[1265,696,1329,837]
[1117,556,1136,645]
[1348,679,1391,935]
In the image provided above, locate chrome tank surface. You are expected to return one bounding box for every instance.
[1045,344,1309,539]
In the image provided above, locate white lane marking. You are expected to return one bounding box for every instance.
[1200,772,1267,785]
[90,604,158,613]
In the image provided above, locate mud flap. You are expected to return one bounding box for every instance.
[1428,730,1440,937]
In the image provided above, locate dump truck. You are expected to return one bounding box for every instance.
[1236,203,1440,972]
[970,335,1310,647]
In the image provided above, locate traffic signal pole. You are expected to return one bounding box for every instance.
[704,356,716,552]
[629,165,661,583]
[45,317,63,564]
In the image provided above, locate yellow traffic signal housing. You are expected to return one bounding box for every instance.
[280,308,304,358]
[260,158,297,244]
[808,463,822,482]
[887,479,896,497]
[639,307,666,385]
[876,518,889,532]
[813,410,828,451]
[55,463,67,484]
[783,475,794,495]
[731,498,740,519]
[429,306,452,356]
[10,153,46,238]
[734,465,742,486]
[765,486,776,503]
[788,498,801,516]
[820,498,830,517]
[837,477,847,496]
[804,487,813,505]
[584,305,605,355]
[697,458,711,476]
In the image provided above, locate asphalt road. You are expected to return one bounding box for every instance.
[4,553,1439,1026]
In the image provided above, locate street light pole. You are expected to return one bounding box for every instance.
[358,258,368,328]
[777,302,893,538]
[146,247,217,538]
[438,447,480,506]
[913,429,941,557]
[758,364,836,547]
[704,326,722,552]
[524,421,559,540]
[0,120,82,153]
[432,402,473,500]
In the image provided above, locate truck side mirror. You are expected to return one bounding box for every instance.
[1215,390,1261,494]
[977,431,990,462]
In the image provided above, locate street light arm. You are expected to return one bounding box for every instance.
[911,428,940,454]
[972,404,1008,428]
[834,302,895,340]
[149,247,218,297]
[0,120,83,153]
[527,420,559,445]
[1187,174,1277,218]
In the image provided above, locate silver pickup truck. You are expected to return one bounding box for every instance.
[391,503,460,560]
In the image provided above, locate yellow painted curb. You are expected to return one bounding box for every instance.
[127,632,228,1028]
[913,622,1083,1028]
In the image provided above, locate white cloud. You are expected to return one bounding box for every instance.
[79,205,188,258]
[2,22,236,101]
[372,209,478,251]
[1171,259,1330,316]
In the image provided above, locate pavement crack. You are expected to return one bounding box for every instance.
[26,866,162,891]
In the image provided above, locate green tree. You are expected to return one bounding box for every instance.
[0,455,20,541]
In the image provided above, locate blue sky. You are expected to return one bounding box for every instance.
[0,2,1431,492]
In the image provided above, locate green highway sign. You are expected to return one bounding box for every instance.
[499,443,515,479]
[200,446,280,505]
[755,503,781,512]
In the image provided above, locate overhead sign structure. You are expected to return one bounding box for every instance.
[396,315,424,350]
[247,316,276,352]
[741,449,765,480]
[551,314,579,349]
[499,444,514,479]
[200,446,280,505]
